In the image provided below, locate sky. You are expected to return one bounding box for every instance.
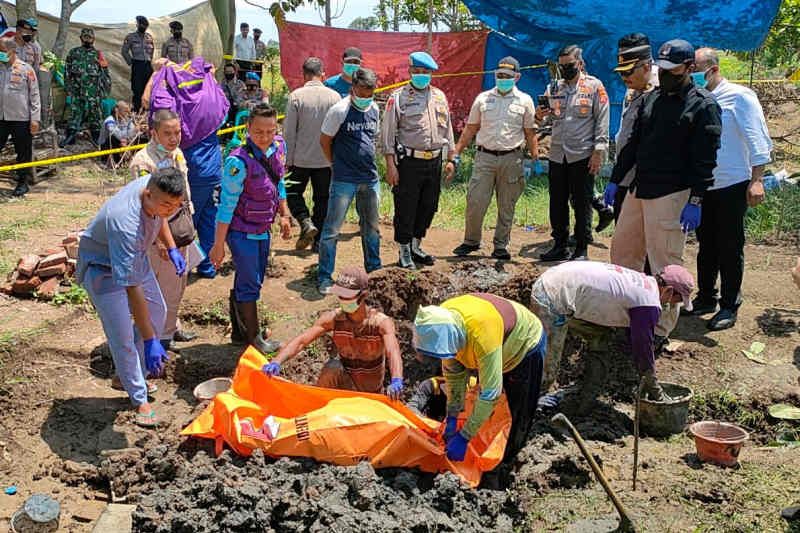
[26,0,402,41]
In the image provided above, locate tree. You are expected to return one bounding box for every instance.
[242,0,328,27]
[211,0,237,55]
[53,0,88,58]
[15,0,36,22]
[758,0,800,72]
[374,0,482,32]
[348,16,380,31]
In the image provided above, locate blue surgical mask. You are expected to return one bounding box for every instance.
[339,297,360,314]
[691,70,709,89]
[352,95,373,110]
[342,62,360,77]
[0,52,9,63]
[496,77,515,93]
[410,73,431,90]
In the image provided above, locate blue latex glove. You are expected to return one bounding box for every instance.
[603,182,618,208]
[386,377,404,401]
[445,432,469,461]
[262,361,281,377]
[680,203,702,232]
[168,247,186,276]
[144,338,168,375]
[443,416,458,442]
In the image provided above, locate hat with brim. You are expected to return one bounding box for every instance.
[655,39,694,71]
[413,305,466,357]
[614,44,652,72]
[659,264,695,312]
[496,55,520,77]
[330,266,369,299]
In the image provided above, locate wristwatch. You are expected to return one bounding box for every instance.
[689,195,702,206]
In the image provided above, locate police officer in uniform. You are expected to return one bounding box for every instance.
[537,44,610,262]
[381,51,454,268]
[121,16,155,112]
[161,21,194,64]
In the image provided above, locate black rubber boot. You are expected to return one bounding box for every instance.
[229,290,245,344]
[398,243,417,270]
[236,300,281,353]
[540,242,570,262]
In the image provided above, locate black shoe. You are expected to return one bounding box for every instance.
[782,505,800,522]
[11,182,29,197]
[540,244,569,262]
[452,243,479,256]
[682,296,718,316]
[569,248,588,261]
[595,208,614,232]
[568,234,594,247]
[708,308,737,331]
[173,330,198,342]
[398,243,417,270]
[491,248,511,261]
[411,250,434,266]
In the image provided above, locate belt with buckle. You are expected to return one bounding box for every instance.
[402,146,442,160]
[477,145,521,156]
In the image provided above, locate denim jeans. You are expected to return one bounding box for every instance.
[318,180,382,285]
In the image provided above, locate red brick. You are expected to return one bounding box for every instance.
[40,248,63,257]
[64,242,79,259]
[39,251,67,269]
[36,263,67,278]
[17,254,40,277]
[12,275,41,295]
[62,235,79,246]
[37,276,60,298]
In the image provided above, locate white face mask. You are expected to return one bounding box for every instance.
[339,296,360,314]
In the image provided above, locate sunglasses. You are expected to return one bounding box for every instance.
[618,61,648,78]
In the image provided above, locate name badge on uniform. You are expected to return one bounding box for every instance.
[508,103,525,115]
[156,159,173,170]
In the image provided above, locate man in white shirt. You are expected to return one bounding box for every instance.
[688,48,772,331]
[234,22,256,82]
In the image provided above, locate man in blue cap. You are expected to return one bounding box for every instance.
[605,39,721,340]
[380,51,455,269]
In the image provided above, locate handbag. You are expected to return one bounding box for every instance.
[168,200,196,248]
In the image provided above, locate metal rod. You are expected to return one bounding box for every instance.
[551,413,637,532]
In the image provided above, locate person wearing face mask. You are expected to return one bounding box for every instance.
[234,22,256,82]
[243,71,269,111]
[122,16,154,112]
[220,63,246,127]
[60,28,111,148]
[0,37,40,197]
[535,45,610,262]
[14,18,41,73]
[77,167,188,427]
[317,68,382,295]
[324,47,363,98]
[130,109,198,352]
[252,28,267,63]
[161,21,194,64]
[606,39,721,342]
[99,101,139,163]
[450,56,538,261]
[380,51,455,269]
[208,104,290,354]
[263,266,405,399]
[681,48,772,331]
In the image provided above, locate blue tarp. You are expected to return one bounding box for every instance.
[470,0,782,131]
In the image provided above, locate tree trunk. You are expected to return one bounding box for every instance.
[210,0,236,55]
[391,0,399,31]
[53,0,73,58]
[16,0,37,21]
[377,0,388,32]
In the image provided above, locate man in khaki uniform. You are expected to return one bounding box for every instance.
[161,21,194,64]
[284,57,341,252]
[14,18,41,73]
[130,109,197,351]
[450,56,538,260]
[537,44,610,262]
[0,37,40,198]
[381,51,455,269]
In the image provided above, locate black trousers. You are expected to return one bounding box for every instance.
[696,180,749,310]
[392,155,442,244]
[286,166,331,238]
[0,120,32,184]
[502,340,545,463]
[548,157,593,248]
[237,61,255,81]
[131,60,153,113]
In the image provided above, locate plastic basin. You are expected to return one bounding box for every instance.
[193,377,233,401]
[639,382,693,437]
[689,421,749,467]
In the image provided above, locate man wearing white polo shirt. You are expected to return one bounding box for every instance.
[687,48,772,331]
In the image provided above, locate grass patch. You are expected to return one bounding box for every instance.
[745,182,800,241]
[690,390,767,431]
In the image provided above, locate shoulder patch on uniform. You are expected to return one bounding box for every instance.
[229,165,240,176]
[138,169,149,177]
[386,97,395,111]
[598,85,609,104]
[97,51,108,68]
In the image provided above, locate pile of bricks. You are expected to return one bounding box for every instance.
[2,233,80,299]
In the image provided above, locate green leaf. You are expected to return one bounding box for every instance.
[768,403,800,420]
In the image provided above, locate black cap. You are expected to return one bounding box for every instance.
[614,44,652,72]
[656,39,695,70]
[169,21,183,31]
[136,15,149,26]
[496,56,520,73]
[343,47,363,61]
[253,28,262,34]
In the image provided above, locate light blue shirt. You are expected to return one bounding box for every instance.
[709,79,772,191]
[77,176,162,288]
[216,141,286,240]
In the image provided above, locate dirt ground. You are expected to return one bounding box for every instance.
[0,168,799,532]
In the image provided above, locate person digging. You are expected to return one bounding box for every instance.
[262,266,405,399]
[531,261,695,409]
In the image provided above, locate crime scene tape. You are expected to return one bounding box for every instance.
[0,62,551,173]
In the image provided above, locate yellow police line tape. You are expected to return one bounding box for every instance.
[0,62,548,173]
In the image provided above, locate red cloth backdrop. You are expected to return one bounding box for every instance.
[278,22,488,129]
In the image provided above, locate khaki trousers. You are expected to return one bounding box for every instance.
[610,189,689,336]
[463,150,525,250]
[147,244,188,341]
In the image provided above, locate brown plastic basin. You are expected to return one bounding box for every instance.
[689,421,749,467]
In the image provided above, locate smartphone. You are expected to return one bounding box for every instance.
[537,95,550,109]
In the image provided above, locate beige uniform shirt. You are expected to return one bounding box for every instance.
[161,38,194,64]
[467,86,536,152]
[545,73,610,163]
[283,80,340,168]
[121,31,155,64]
[380,84,455,154]
[616,84,655,186]
[18,41,41,72]
[0,59,40,123]
[129,141,192,207]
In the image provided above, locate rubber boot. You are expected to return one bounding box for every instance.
[577,351,608,412]
[639,369,670,402]
[229,290,245,344]
[90,129,102,148]
[295,218,318,250]
[236,301,281,353]
[59,129,77,148]
[540,241,570,262]
[411,238,435,266]
[12,175,29,197]
[398,243,417,270]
